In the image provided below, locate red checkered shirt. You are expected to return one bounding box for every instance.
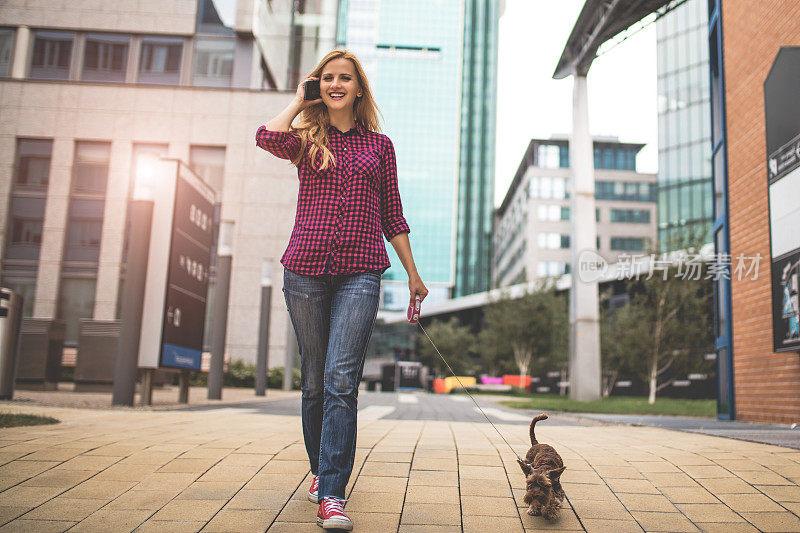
[255,122,410,276]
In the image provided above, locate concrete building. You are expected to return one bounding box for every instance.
[493,137,656,288]
[708,0,800,423]
[656,0,713,250]
[0,0,337,368]
[337,0,502,309]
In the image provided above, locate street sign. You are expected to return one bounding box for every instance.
[138,160,216,370]
[765,47,800,353]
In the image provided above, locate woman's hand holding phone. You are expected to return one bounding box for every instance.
[294,77,323,109]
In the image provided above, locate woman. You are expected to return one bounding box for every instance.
[255,50,427,531]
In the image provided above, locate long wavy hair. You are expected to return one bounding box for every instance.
[291,50,381,170]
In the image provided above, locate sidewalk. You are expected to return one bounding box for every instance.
[1,403,800,532]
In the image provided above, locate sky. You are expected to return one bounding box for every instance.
[494,0,659,207]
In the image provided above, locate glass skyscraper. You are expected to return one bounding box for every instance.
[454,0,500,298]
[656,0,713,250]
[337,0,500,309]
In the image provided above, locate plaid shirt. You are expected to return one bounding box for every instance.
[255,122,410,276]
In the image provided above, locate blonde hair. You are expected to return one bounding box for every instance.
[291,50,382,170]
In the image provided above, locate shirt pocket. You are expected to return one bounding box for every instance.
[351,149,381,181]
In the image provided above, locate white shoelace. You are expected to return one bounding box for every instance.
[322,497,346,516]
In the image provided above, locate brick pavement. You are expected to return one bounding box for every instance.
[1,404,799,532]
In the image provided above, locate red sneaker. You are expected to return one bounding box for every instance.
[316,497,352,531]
[308,474,319,503]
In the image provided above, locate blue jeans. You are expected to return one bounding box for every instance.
[282,267,381,500]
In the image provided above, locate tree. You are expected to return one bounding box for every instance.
[602,262,714,404]
[480,284,568,378]
[416,317,476,377]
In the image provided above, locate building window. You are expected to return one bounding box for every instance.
[610,237,645,251]
[611,209,651,223]
[30,30,74,80]
[537,233,569,249]
[10,219,43,245]
[537,144,561,168]
[82,33,129,82]
[538,204,567,221]
[189,146,226,193]
[73,142,110,194]
[197,0,237,35]
[193,38,235,87]
[138,36,182,85]
[537,261,567,277]
[0,28,14,77]
[57,277,97,345]
[15,139,52,189]
[529,177,568,199]
[596,181,655,202]
[67,220,102,248]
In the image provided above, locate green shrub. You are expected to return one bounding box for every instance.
[189,362,301,390]
[267,366,301,390]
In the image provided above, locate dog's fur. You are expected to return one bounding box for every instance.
[517,414,566,520]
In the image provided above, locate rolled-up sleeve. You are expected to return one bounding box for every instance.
[379,138,410,241]
[255,125,301,161]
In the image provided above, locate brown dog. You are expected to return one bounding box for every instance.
[517,414,566,520]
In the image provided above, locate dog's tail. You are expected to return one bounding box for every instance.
[529,413,548,445]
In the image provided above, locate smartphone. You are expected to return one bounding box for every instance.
[303,79,320,101]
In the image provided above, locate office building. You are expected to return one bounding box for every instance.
[337,0,502,309]
[656,0,713,250]
[0,0,336,366]
[493,137,657,287]
[707,0,800,423]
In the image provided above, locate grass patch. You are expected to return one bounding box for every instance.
[499,394,716,417]
[0,413,60,428]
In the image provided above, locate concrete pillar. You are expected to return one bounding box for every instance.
[568,75,601,401]
[11,26,30,79]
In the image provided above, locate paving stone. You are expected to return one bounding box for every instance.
[157,458,217,474]
[92,463,158,482]
[580,518,644,532]
[561,469,604,485]
[224,489,290,510]
[345,491,404,513]
[459,465,507,481]
[62,479,136,500]
[630,510,699,532]
[681,465,735,479]
[346,512,400,532]
[694,522,761,532]
[716,492,786,512]
[273,499,316,522]
[150,499,226,521]
[462,515,523,533]
[616,493,679,512]
[696,477,759,495]
[0,461,59,479]
[571,498,633,520]
[244,472,304,491]
[0,519,77,532]
[594,465,645,479]
[738,511,800,532]
[54,455,121,471]
[411,450,457,460]
[460,495,518,517]
[135,520,206,532]
[605,478,661,494]
[459,478,511,496]
[19,469,93,489]
[628,461,682,473]
[0,485,64,507]
[135,473,197,492]
[407,470,458,487]
[0,507,27,523]
[398,526,461,533]
[260,461,309,474]
[198,465,260,483]
[105,490,177,510]
[359,461,411,477]
[19,448,83,462]
[21,497,107,521]
[266,522,319,533]
[659,486,720,504]
[411,457,457,471]
[202,509,278,532]
[177,481,244,500]
[644,472,701,487]
[69,509,152,532]
[403,485,460,505]
[399,503,461,525]
[354,475,408,493]
[458,454,502,467]
[562,482,616,500]
[757,484,800,502]
[676,503,746,523]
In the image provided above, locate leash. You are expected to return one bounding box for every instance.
[415,320,524,462]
